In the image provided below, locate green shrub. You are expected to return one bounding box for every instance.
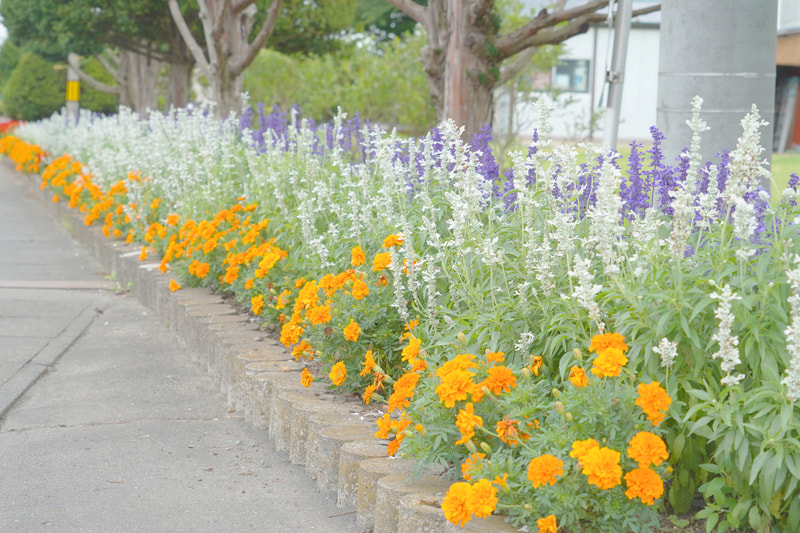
[80,56,117,114]
[0,41,21,90]
[2,51,64,120]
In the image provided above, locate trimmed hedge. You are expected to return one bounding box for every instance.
[2,51,64,120]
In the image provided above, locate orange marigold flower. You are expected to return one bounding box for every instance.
[166,213,180,226]
[530,355,543,376]
[461,452,485,482]
[223,264,239,285]
[581,446,622,490]
[360,350,376,377]
[351,278,369,300]
[569,366,589,387]
[139,245,148,261]
[589,332,629,355]
[410,357,428,373]
[328,361,347,386]
[372,252,392,272]
[455,402,483,445]
[295,280,319,311]
[279,321,303,347]
[387,372,420,412]
[150,198,160,211]
[244,278,254,290]
[435,369,477,408]
[636,381,671,426]
[382,233,404,248]
[301,368,313,388]
[194,261,210,279]
[627,431,669,467]
[351,245,365,267]
[307,305,332,325]
[570,438,600,462]
[362,383,378,404]
[590,348,628,378]
[251,294,264,316]
[527,454,564,488]
[482,366,517,395]
[294,277,307,289]
[442,482,473,527]
[343,319,361,342]
[492,473,509,490]
[375,413,393,439]
[436,353,478,378]
[485,351,505,365]
[469,479,497,519]
[376,274,389,286]
[624,467,664,505]
[291,340,314,361]
[275,289,291,309]
[401,336,421,363]
[169,279,181,292]
[536,515,558,533]
[496,416,523,446]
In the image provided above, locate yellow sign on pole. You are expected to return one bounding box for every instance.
[66,80,80,102]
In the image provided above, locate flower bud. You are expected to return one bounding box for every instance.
[464,440,477,454]
[521,367,531,379]
[552,388,561,398]
[414,424,426,436]
[555,401,564,414]
[573,348,582,361]
[565,412,573,422]
[480,442,492,454]
[457,332,467,345]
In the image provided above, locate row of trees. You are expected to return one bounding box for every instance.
[1,0,659,137]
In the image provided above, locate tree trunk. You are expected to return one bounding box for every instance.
[123,48,161,115]
[168,61,193,109]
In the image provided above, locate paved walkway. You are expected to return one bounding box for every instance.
[0,162,358,531]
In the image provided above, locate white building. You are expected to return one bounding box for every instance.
[495,1,661,144]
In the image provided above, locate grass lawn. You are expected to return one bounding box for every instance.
[771,151,800,198]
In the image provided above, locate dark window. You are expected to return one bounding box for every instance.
[552,59,590,93]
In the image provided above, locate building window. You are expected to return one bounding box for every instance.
[552,59,590,93]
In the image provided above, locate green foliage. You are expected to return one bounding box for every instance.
[80,57,118,115]
[2,51,65,120]
[244,34,435,132]
[269,0,358,55]
[0,41,21,90]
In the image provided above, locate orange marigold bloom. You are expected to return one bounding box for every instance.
[375,413,393,439]
[169,279,181,292]
[482,366,517,395]
[461,452,485,482]
[150,198,160,211]
[301,368,313,388]
[589,332,629,355]
[570,438,600,462]
[382,233,404,248]
[536,515,558,533]
[636,381,671,426]
[295,280,319,311]
[362,383,378,404]
[307,305,332,325]
[328,361,347,386]
[436,353,477,378]
[251,294,264,316]
[469,479,497,519]
[530,355,543,376]
[401,336,421,363]
[455,402,483,445]
[581,446,622,490]
[485,351,505,365]
[223,265,239,285]
[442,482,473,527]
[244,278,254,290]
[360,350,376,377]
[343,319,361,342]
[527,454,564,488]
[275,289,291,309]
[372,252,392,272]
[435,369,477,408]
[387,372,420,412]
[279,321,303,347]
[166,213,180,226]
[139,245,148,261]
[627,431,669,467]
[351,245,366,267]
[291,340,314,361]
[569,366,589,387]
[590,348,628,378]
[194,261,210,279]
[496,416,523,446]
[624,467,664,505]
[351,278,369,300]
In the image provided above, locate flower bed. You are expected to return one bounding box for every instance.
[3,97,800,532]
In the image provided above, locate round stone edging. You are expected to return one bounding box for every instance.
[19,162,518,533]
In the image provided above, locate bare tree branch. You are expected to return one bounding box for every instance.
[67,55,120,94]
[384,0,431,33]
[586,3,662,22]
[231,0,283,77]
[495,0,607,59]
[97,50,124,85]
[168,0,211,77]
[196,0,220,70]
[231,0,256,15]
[497,46,538,86]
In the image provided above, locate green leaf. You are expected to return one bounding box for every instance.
[736,439,749,472]
[750,451,771,485]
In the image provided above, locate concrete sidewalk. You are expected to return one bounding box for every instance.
[0,163,358,531]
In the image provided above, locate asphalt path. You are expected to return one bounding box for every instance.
[0,161,358,532]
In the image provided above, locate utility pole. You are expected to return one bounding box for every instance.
[657,0,778,168]
[602,0,632,152]
[66,52,80,125]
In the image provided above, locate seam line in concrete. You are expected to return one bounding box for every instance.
[0,302,107,420]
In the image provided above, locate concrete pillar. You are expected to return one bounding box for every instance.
[657,1,778,165]
[66,52,80,125]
